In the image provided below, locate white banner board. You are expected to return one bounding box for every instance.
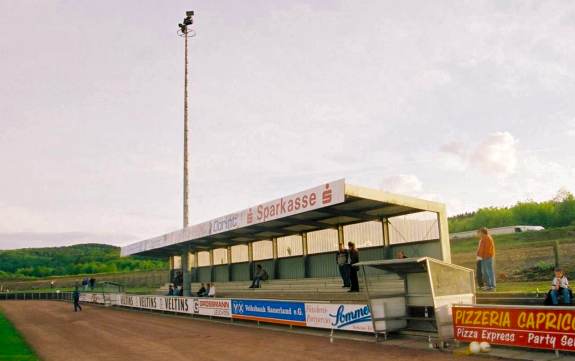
[121,179,345,256]
[305,303,374,333]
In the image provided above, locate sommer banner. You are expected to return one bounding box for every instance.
[453,305,575,352]
[305,303,373,332]
[231,299,306,326]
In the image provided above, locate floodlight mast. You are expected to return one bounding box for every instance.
[178,11,194,228]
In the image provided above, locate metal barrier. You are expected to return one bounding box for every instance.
[0,291,73,301]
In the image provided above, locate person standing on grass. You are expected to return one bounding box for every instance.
[348,242,360,292]
[336,244,350,288]
[73,286,82,312]
[476,227,496,291]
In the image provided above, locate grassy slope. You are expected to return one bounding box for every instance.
[0,312,38,361]
[451,226,575,293]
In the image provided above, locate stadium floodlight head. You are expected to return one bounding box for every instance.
[179,10,194,34]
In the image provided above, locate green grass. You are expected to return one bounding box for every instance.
[450,225,575,253]
[0,312,38,361]
[485,281,551,294]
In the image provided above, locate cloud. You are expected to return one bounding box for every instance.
[381,174,423,195]
[439,132,518,177]
[439,141,469,171]
[470,132,518,177]
[568,119,575,137]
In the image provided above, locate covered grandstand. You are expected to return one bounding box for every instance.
[121,179,451,300]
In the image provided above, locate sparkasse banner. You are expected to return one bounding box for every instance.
[453,305,575,352]
[121,179,345,256]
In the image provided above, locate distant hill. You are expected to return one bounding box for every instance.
[0,243,166,279]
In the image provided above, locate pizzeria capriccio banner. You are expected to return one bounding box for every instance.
[453,305,575,352]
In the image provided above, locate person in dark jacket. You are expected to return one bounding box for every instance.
[73,286,82,312]
[197,283,207,297]
[336,244,350,288]
[348,242,360,292]
[249,265,269,288]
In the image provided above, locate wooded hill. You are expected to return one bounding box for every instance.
[0,244,166,279]
[448,190,575,233]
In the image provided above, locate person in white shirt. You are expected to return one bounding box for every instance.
[551,268,570,305]
[207,283,216,297]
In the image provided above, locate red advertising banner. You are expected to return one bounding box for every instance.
[453,305,575,352]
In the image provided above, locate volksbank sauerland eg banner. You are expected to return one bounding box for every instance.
[231,299,306,326]
[305,303,374,332]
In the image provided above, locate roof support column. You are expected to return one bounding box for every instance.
[382,218,391,259]
[337,225,345,248]
[272,237,279,279]
[302,233,309,278]
[182,248,191,296]
[437,207,452,263]
[227,246,233,282]
[209,249,215,283]
[248,242,254,280]
[192,251,199,283]
[168,256,175,283]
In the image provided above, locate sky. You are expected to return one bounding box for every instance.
[1,1,574,250]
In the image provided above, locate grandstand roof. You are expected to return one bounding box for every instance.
[121,179,447,257]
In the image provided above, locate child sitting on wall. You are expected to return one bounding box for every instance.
[548,268,571,305]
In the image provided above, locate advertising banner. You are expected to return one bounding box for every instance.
[453,305,575,352]
[192,298,232,318]
[122,179,345,256]
[231,299,306,326]
[305,303,374,332]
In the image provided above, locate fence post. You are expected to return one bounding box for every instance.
[553,240,560,268]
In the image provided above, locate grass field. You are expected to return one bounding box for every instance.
[0,311,38,361]
[451,226,575,286]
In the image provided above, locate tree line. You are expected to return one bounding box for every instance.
[0,244,166,279]
[448,190,575,233]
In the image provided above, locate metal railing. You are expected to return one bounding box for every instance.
[0,291,73,301]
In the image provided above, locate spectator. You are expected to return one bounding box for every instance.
[168,284,174,296]
[208,283,216,297]
[249,265,269,288]
[82,278,89,291]
[336,244,350,288]
[73,286,82,312]
[178,286,184,296]
[551,268,571,305]
[89,277,96,290]
[348,242,360,292]
[50,280,55,289]
[476,227,496,291]
[197,283,207,297]
[395,251,408,259]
